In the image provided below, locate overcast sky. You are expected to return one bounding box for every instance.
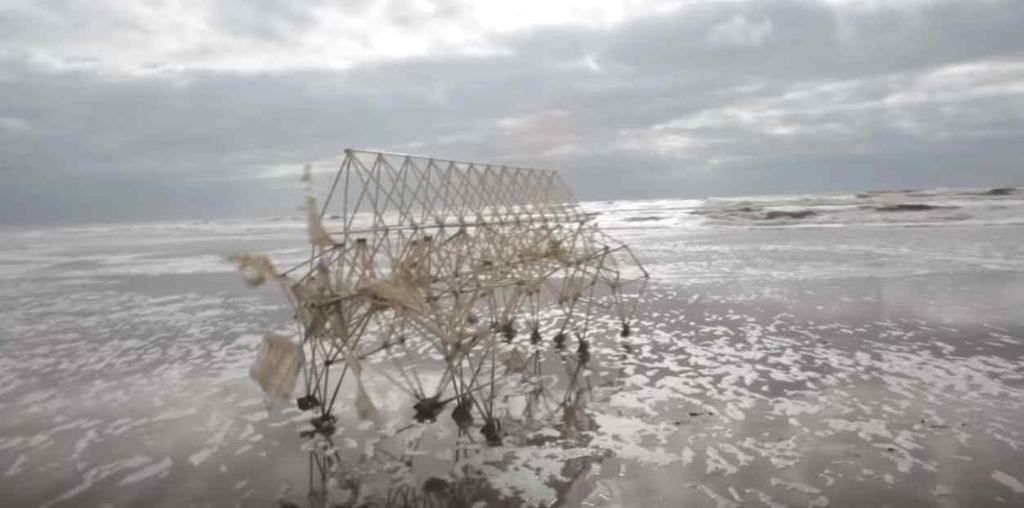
[1,0,1022,224]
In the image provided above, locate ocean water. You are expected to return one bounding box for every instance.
[1,187,1023,506]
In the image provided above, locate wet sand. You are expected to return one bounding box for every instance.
[595,271,1024,507]
[1,209,1023,506]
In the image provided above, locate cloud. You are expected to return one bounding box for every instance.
[0,116,31,134]
[1,0,1022,223]
[0,0,688,73]
[706,15,773,48]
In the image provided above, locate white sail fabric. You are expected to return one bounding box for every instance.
[250,333,303,403]
[306,196,335,247]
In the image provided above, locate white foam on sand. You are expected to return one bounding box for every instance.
[40,456,151,508]
[118,457,173,485]
[4,453,26,476]
[992,471,1024,494]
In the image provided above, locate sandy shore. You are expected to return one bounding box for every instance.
[1,202,1023,506]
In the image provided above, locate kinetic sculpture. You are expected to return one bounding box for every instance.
[236,149,647,479]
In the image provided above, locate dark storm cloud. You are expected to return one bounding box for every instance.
[1,0,1023,224]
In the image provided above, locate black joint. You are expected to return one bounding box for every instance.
[481,418,502,446]
[501,320,516,342]
[530,327,542,345]
[413,396,449,423]
[450,398,473,429]
[577,338,591,364]
[297,395,319,411]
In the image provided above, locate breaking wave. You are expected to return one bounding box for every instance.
[588,186,1022,229]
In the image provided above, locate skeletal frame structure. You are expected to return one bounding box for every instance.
[248,149,648,449]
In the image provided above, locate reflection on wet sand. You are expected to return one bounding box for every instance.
[283,343,608,507]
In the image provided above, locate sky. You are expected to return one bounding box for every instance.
[1,0,1022,224]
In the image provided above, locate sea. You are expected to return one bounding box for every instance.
[1,186,1023,507]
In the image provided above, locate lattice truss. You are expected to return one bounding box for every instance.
[238,149,648,447]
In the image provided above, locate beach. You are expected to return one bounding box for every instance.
[2,188,1023,506]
